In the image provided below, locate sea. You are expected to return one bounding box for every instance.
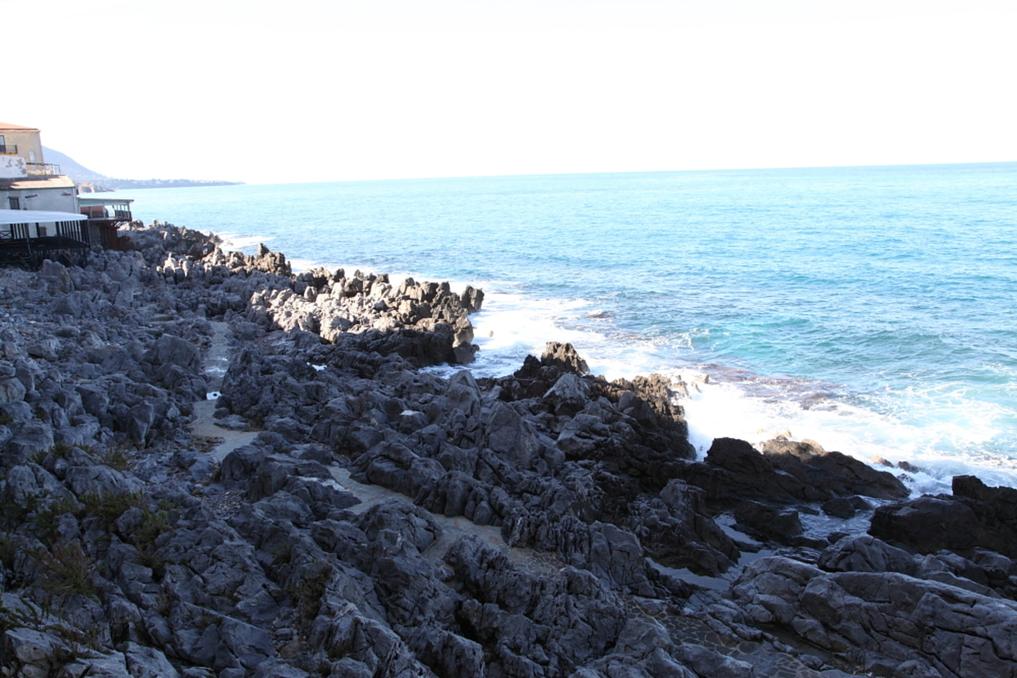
[109,163,1017,494]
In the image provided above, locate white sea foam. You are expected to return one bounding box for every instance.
[676,371,1017,495]
[468,291,602,377]
[217,233,271,252]
[464,287,1017,494]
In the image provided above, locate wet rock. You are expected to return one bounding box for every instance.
[871,476,1017,559]
[821,495,871,518]
[734,501,803,543]
[951,475,1017,557]
[870,495,980,554]
[685,437,907,508]
[766,445,908,500]
[760,435,826,458]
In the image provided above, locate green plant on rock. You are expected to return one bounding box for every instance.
[0,489,36,532]
[0,533,18,570]
[131,499,179,581]
[39,541,96,599]
[80,491,143,526]
[133,507,170,550]
[104,445,131,471]
[49,442,75,459]
[290,565,331,623]
[137,547,166,581]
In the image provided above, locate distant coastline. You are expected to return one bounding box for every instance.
[78,177,242,193]
[42,146,240,192]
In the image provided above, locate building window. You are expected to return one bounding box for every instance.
[8,197,19,210]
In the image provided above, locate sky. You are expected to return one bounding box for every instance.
[4,0,1016,184]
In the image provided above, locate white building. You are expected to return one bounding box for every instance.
[0,122,133,262]
[1,122,80,222]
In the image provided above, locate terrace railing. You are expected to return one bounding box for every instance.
[25,162,61,176]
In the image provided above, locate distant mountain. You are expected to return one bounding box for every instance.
[42,147,106,182]
[43,147,241,191]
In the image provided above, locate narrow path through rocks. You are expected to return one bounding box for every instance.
[191,321,257,462]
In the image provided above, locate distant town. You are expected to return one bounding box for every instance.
[0,120,238,265]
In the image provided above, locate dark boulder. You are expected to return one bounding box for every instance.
[682,437,907,507]
[628,480,741,575]
[767,447,908,501]
[733,501,803,544]
[870,496,980,554]
[459,285,485,313]
[821,495,871,519]
[540,341,590,375]
[870,476,1017,558]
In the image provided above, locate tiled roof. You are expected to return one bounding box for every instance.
[0,176,76,190]
[0,122,39,131]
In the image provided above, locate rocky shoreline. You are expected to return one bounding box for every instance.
[1,223,1015,677]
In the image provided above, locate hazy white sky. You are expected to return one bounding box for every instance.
[5,0,1016,183]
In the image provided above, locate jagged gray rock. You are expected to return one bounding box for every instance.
[0,222,1010,678]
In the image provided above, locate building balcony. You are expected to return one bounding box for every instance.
[0,144,17,155]
[79,197,134,224]
[25,162,61,176]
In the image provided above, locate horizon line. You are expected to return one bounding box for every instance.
[110,158,1017,192]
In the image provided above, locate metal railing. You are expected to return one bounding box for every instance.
[82,207,133,222]
[25,162,61,176]
[0,144,17,155]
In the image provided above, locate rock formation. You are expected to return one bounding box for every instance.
[0,222,1014,677]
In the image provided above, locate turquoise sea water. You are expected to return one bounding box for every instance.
[112,163,1017,491]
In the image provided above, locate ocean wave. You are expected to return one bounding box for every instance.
[466,288,1017,494]
[678,376,1017,495]
[217,233,272,252]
